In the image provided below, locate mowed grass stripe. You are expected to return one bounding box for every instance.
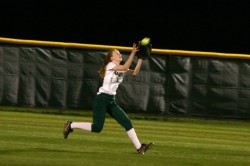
[0,110,250,166]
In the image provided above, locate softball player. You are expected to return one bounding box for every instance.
[63,43,153,154]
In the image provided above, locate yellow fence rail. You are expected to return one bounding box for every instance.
[1,37,250,59]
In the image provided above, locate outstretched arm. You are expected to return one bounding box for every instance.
[127,59,143,75]
[112,43,138,71]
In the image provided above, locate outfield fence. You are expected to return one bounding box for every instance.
[0,37,250,118]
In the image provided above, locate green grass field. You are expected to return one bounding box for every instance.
[0,107,250,166]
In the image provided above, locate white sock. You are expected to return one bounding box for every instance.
[71,122,92,131]
[127,128,141,149]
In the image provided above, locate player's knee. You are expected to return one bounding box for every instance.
[91,124,103,133]
[93,129,102,133]
[123,120,133,131]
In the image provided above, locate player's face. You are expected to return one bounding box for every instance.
[111,49,122,62]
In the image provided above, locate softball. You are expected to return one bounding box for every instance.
[140,37,150,45]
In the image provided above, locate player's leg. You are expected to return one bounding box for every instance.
[63,94,108,139]
[109,99,154,154]
[108,100,141,150]
[91,93,108,133]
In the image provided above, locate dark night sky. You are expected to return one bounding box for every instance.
[1,0,250,54]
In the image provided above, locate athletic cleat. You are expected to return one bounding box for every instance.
[63,120,73,139]
[137,142,154,154]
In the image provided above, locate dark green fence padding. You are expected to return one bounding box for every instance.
[0,37,250,118]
